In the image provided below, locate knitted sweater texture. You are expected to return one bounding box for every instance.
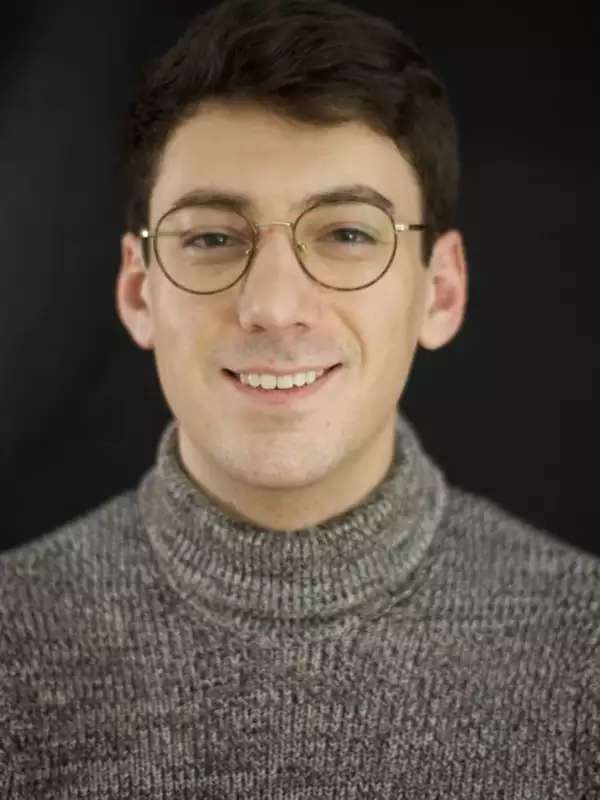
[0,413,599,799]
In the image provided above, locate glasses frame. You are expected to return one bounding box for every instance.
[139,200,426,295]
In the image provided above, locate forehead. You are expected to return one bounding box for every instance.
[150,102,422,223]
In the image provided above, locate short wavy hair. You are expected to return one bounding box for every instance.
[122,0,460,266]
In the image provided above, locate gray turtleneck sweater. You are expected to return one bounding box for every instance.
[1,413,598,799]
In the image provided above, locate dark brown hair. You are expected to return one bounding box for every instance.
[123,0,460,266]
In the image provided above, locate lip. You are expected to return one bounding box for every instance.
[227,364,339,376]
[222,364,342,405]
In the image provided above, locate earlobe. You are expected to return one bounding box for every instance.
[417,230,468,351]
[115,233,155,351]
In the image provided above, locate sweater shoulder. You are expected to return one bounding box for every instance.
[443,482,600,612]
[0,488,141,624]
[447,481,597,555]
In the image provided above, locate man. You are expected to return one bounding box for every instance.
[1,0,598,797]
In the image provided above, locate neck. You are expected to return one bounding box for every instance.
[177,414,397,533]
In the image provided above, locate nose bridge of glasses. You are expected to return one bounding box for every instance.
[251,220,305,253]
[254,220,294,237]
[254,221,293,228]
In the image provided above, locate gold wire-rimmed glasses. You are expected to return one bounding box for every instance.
[140,200,426,294]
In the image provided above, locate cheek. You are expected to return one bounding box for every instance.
[368,275,419,337]
[363,287,423,382]
[151,294,204,386]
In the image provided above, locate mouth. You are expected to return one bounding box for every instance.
[221,364,342,405]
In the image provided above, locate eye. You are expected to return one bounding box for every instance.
[327,227,376,244]
[182,232,236,249]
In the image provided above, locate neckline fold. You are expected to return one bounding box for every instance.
[136,411,449,640]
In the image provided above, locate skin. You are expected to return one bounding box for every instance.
[116,100,468,532]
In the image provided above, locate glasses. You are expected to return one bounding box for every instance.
[140,200,426,294]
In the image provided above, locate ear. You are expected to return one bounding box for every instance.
[418,229,468,351]
[115,232,155,351]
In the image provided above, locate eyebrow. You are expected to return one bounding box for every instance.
[168,183,397,218]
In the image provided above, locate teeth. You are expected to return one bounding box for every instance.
[238,368,326,390]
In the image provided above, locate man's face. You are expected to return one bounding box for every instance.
[118,101,466,528]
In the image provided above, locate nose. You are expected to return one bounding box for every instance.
[255,222,308,258]
[235,221,321,332]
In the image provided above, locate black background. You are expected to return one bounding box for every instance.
[1,1,597,555]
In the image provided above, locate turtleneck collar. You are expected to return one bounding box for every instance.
[136,411,449,641]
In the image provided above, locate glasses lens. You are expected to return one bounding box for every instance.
[296,202,395,289]
[154,201,396,293]
[155,205,254,293]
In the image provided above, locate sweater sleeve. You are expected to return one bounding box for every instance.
[0,650,15,799]
[0,754,15,800]
[0,569,17,800]
[576,640,600,798]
